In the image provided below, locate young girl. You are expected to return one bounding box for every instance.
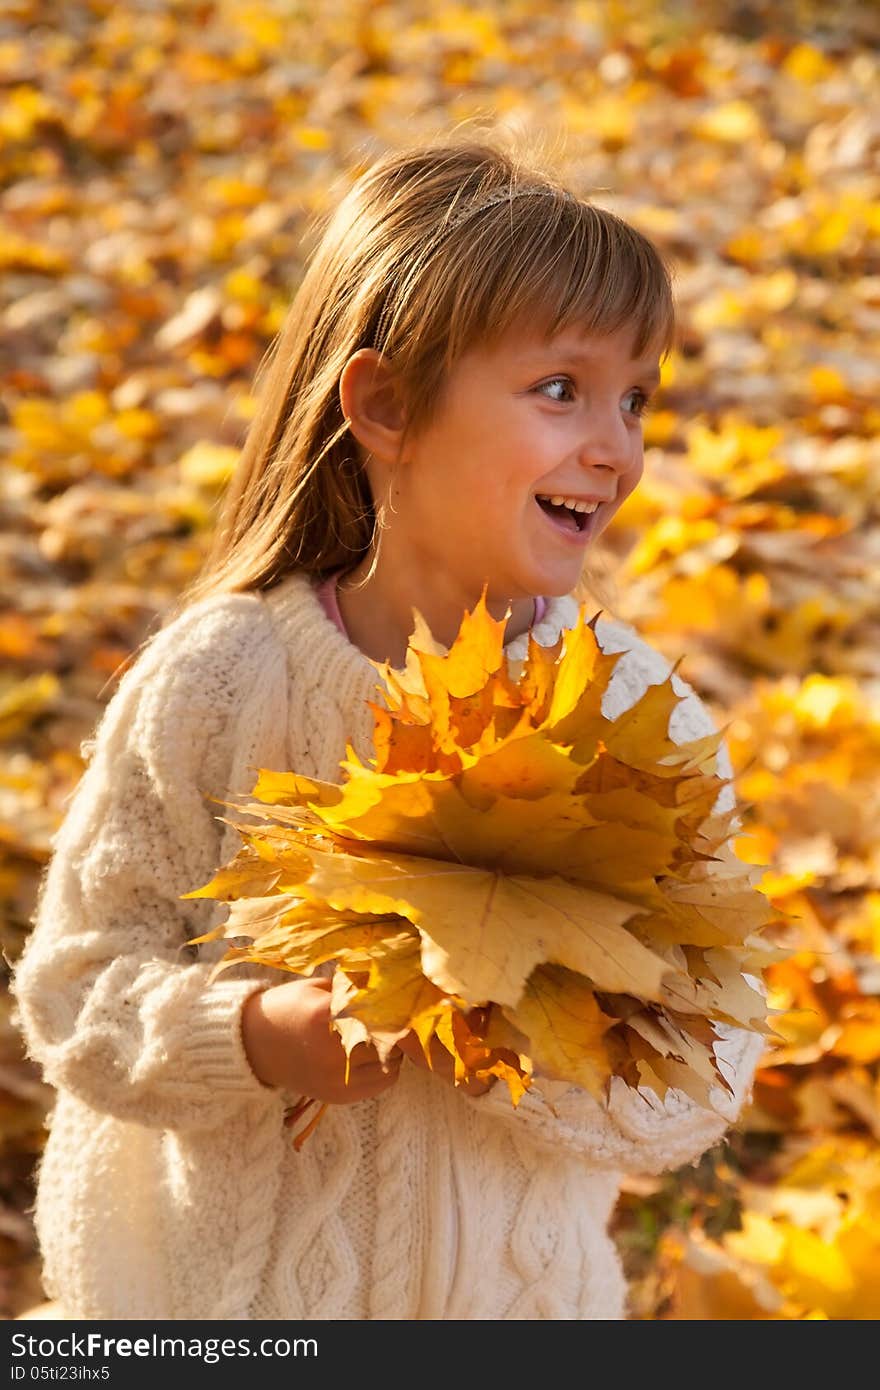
[12,133,765,1322]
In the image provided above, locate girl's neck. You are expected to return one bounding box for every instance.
[336,559,538,669]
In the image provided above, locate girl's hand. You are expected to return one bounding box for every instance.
[396,1029,496,1097]
[241,977,402,1104]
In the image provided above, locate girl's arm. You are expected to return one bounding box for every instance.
[10,595,290,1133]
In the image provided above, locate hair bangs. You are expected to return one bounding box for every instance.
[446,197,676,370]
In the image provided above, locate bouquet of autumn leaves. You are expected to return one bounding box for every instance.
[184,591,783,1145]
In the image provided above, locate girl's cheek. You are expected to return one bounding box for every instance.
[601,467,642,532]
[595,507,615,540]
[620,460,645,502]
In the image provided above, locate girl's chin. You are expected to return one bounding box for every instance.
[513,567,585,609]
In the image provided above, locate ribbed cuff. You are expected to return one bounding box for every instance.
[177,977,275,1095]
[607,1074,712,1141]
[608,1024,766,1140]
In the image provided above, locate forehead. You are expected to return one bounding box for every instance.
[468,320,662,378]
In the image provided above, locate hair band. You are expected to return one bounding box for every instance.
[371,185,573,352]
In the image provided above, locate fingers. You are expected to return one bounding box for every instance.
[395,1028,497,1096]
[328,1050,403,1103]
[395,1030,426,1065]
[345,1038,402,1072]
[402,1031,450,1073]
[344,1051,400,1081]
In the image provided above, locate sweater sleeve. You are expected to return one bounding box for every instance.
[473,1020,764,1174]
[10,593,289,1134]
[468,619,765,1174]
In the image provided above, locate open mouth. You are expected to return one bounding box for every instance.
[535,495,597,538]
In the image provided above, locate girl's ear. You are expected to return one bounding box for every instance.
[339,349,407,465]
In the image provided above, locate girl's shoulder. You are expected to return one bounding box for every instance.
[590,611,727,751]
[528,595,726,755]
[97,587,286,740]
[592,612,679,683]
[546,596,681,692]
[131,586,279,679]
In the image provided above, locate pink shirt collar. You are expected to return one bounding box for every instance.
[314,570,547,641]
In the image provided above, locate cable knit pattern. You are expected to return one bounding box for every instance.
[11,569,765,1320]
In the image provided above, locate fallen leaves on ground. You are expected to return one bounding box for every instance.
[1,0,878,1318]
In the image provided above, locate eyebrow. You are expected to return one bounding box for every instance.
[520,348,662,387]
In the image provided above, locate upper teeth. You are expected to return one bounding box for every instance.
[537,494,600,513]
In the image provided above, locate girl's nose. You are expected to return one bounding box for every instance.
[577,411,633,478]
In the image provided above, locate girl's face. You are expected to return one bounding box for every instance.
[397,321,661,602]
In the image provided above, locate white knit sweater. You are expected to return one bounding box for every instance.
[11,569,765,1321]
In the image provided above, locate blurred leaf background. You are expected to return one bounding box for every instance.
[1,0,878,1319]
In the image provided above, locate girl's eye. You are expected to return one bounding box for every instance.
[623,389,653,418]
[535,379,654,416]
[536,376,575,403]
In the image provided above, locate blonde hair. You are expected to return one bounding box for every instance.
[161,127,675,632]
